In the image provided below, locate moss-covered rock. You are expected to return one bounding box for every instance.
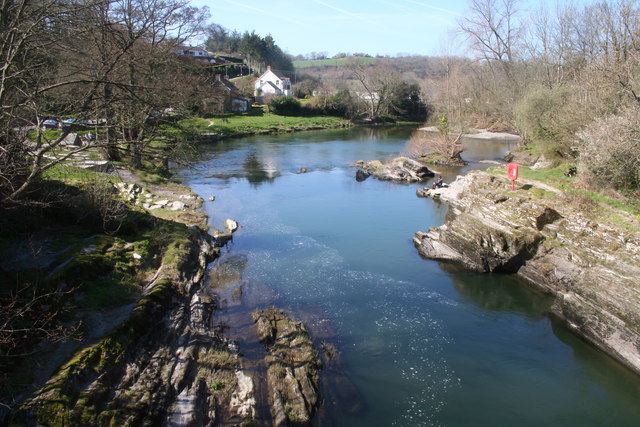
[252,307,322,426]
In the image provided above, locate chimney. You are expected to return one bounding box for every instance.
[267,65,271,71]
[215,74,221,81]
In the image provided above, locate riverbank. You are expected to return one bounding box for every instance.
[414,170,640,374]
[418,126,522,142]
[3,153,325,424]
[170,109,352,140]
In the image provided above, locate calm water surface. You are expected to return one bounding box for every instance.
[180,127,640,426]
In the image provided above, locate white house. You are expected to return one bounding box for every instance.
[254,66,292,99]
[174,46,217,64]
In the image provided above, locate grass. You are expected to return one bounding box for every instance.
[488,164,640,216]
[293,56,375,68]
[42,164,118,184]
[165,109,349,138]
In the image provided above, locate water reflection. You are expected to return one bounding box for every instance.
[442,264,554,320]
[243,152,280,186]
[403,128,521,179]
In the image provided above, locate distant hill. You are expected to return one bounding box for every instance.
[293,57,375,69]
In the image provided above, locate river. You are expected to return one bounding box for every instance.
[179,127,640,426]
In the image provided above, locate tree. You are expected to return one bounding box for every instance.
[458,0,524,95]
[388,82,430,122]
[205,27,293,74]
[577,106,640,193]
[348,61,400,120]
[0,0,210,208]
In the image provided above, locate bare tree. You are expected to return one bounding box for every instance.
[0,0,209,207]
[348,61,401,120]
[458,0,523,92]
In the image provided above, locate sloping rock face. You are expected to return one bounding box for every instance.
[356,157,435,182]
[15,229,251,426]
[414,172,640,374]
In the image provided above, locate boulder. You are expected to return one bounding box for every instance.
[224,219,238,233]
[60,133,82,146]
[166,201,186,211]
[355,168,370,182]
[360,157,435,182]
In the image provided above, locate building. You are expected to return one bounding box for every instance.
[209,74,249,113]
[174,46,217,64]
[254,66,292,101]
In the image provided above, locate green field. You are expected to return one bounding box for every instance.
[169,109,350,138]
[293,56,375,69]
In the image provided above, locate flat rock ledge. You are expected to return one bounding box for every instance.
[252,307,322,426]
[355,157,435,182]
[414,171,640,375]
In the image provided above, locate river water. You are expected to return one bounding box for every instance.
[180,127,640,426]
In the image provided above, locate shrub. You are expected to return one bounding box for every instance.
[577,106,640,193]
[514,85,577,153]
[268,96,302,116]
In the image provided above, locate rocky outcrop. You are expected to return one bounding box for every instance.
[252,307,322,426]
[14,180,254,425]
[414,171,640,375]
[15,226,231,426]
[356,157,435,182]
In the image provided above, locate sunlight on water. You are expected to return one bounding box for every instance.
[181,128,640,427]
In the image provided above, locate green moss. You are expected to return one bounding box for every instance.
[31,278,173,423]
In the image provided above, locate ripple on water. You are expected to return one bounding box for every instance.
[235,232,460,425]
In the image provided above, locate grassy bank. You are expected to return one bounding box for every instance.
[487,164,640,225]
[165,107,351,140]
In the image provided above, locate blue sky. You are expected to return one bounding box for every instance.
[191,0,590,57]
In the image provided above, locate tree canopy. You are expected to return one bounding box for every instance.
[205,25,293,75]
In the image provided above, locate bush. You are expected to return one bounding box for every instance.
[514,85,577,150]
[577,106,640,193]
[268,96,302,116]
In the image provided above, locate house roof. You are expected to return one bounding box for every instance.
[258,81,281,92]
[259,65,289,80]
[213,76,239,92]
[177,46,208,54]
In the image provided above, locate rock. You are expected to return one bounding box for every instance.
[355,168,370,182]
[20,229,222,425]
[532,160,553,169]
[229,370,256,419]
[414,171,640,375]
[504,148,540,166]
[82,160,114,173]
[299,167,308,173]
[224,219,238,233]
[60,133,82,146]
[208,196,215,201]
[166,201,186,211]
[251,308,322,426]
[360,157,435,182]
